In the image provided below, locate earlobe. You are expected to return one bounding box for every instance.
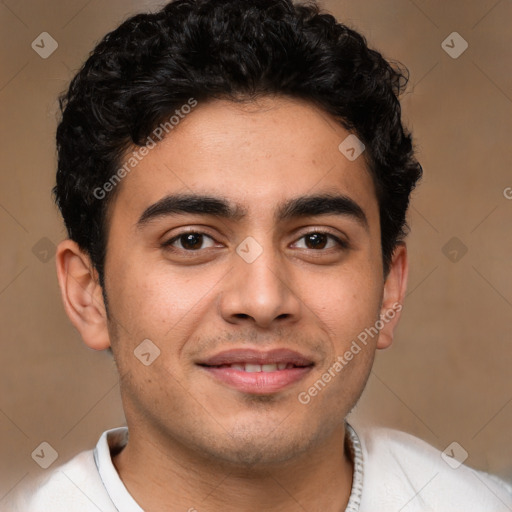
[376,242,408,350]
[55,240,111,350]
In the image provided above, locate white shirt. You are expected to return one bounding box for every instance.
[3,422,512,511]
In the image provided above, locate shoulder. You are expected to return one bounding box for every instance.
[352,423,512,512]
[2,448,117,512]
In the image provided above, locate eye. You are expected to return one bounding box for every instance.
[292,231,348,250]
[163,232,217,251]
[161,230,348,254]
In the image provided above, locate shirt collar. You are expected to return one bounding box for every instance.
[93,427,143,512]
[345,421,364,511]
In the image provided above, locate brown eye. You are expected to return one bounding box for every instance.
[293,231,348,250]
[164,232,216,251]
[304,233,328,249]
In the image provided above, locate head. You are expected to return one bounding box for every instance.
[55,0,421,468]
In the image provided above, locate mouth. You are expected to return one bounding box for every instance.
[196,348,315,394]
[201,362,307,372]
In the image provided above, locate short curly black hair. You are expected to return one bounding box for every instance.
[55,0,422,287]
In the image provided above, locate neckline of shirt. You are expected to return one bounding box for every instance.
[93,421,364,512]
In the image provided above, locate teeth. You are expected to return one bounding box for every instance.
[244,364,261,373]
[223,363,295,372]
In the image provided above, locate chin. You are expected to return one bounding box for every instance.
[215,439,307,469]
[202,421,318,469]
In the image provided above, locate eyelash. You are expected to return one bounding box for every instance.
[161,229,349,252]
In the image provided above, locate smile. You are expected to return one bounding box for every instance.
[206,362,302,372]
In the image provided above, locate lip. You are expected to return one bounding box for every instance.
[198,348,314,367]
[196,348,315,394]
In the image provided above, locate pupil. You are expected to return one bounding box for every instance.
[306,233,327,249]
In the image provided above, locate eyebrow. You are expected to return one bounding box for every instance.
[136,193,369,230]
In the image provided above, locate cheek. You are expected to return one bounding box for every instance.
[105,254,222,344]
[302,263,383,343]
[303,271,380,409]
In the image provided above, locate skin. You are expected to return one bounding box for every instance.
[56,96,408,511]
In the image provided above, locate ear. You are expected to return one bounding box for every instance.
[55,239,111,350]
[376,242,408,350]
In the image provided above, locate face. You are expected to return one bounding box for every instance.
[61,96,406,468]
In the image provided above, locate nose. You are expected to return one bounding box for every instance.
[218,240,302,329]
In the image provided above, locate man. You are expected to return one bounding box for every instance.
[5,0,512,510]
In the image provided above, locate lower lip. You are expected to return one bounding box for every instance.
[199,366,313,394]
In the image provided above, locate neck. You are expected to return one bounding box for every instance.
[112,421,354,512]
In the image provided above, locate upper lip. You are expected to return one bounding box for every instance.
[197,348,315,367]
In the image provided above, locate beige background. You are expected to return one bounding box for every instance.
[1,0,511,501]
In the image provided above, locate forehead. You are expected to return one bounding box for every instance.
[109,96,379,227]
